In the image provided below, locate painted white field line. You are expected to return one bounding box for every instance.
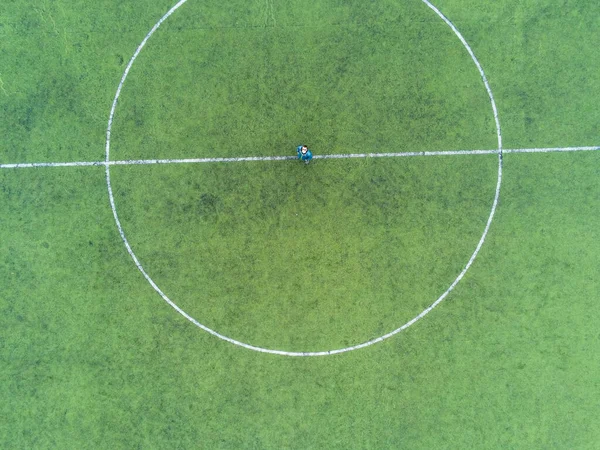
[2,146,598,169]
[503,146,600,154]
[0,161,105,169]
[99,0,505,357]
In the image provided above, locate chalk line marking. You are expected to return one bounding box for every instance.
[101,0,506,357]
[1,147,598,169]
[103,0,499,357]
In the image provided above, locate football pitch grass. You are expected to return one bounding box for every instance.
[1,0,599,448]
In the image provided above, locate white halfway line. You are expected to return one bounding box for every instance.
[1,146,598,169]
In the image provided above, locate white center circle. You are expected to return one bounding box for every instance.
[104,0,503,356]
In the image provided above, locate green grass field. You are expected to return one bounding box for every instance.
[1,0,599,448]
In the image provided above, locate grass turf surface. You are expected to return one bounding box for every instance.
[1,0,599,448]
